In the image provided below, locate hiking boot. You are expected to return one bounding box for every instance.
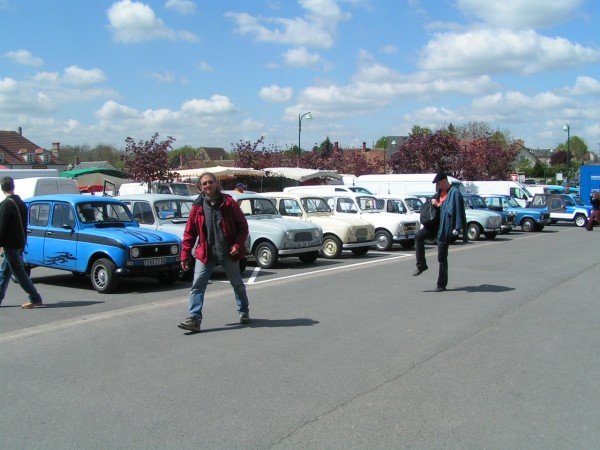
[178,316,201,332]
[239,312,250,324]
[21,301,44,309]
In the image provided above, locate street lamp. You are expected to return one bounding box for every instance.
[563,123,570,180]
[298,112,313,163]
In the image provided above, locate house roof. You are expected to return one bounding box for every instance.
[201,147,229,161]
[0,130,66,165]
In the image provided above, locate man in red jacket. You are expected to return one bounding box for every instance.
[178,172,250,333]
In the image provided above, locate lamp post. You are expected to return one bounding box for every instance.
[563,123,570,180]
[298,112,313,163]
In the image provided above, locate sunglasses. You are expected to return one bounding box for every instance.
[201,180,215,186]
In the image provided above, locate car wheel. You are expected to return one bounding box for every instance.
[467,223,481,241]
[157,270,178,285]
[255,242,278,269]
[91,258,118,293]
[399,240,415,249]
[375,230,393,251]
[484,232,497,240]
[575,214,587,227]
[521,218,535,232]
[350,246,370,256]
[321,235,343,259]
[299,251,319,264]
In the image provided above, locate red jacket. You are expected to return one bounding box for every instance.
[182,193,249,264]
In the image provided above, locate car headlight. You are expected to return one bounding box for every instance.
[131,247,140,258]
[170,244,179,255]
[285,231,294,240]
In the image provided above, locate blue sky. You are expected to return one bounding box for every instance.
[1,0,599,155]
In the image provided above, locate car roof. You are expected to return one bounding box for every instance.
[25,194,123,204]
[116,194,196,202]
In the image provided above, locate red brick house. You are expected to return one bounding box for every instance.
[0,129,67,171]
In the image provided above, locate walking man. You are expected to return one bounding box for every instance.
[0,176,44,308]
[178,172,250,332]
[413,172,467,292]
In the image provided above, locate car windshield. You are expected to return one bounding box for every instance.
[571,196,585,206]
[77,202,132,223]
[356,196,380,211]
[155,199,194,219]
[505,196,521,208]
[301,197,331,213]
[464,195,487,209]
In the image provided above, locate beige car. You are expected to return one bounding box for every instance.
[265,192,375,258]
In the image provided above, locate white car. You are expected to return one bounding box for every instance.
[264,192,375,258]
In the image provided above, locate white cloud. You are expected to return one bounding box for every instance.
[225,0,350,48]
[165,0,195,15]
[146,70,177,83]
[4,49,43,66]
[283,47,322,68]
[561,76,600,96]
[197,62,213,72]
[96,100,141,120]
[181,95,236,114]
[63,66,106,85]
[107,0,197,43]
[456,0,583,29]
[259,84,293,102]
[379,45,397,54]
[420,29,600,76]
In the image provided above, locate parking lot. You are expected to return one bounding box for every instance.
[2,224,600,448]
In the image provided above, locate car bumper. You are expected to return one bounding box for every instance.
[278,245,323,255]
[343,240,376,249]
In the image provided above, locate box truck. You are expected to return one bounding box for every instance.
[355,173,464,196]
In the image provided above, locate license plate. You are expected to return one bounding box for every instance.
[144,258,165,267]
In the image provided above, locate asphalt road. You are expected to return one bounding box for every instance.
[1,224,599,449]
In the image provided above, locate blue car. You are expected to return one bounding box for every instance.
[480,194,550,232]
[24,195,182,293]
[529,193,591,227]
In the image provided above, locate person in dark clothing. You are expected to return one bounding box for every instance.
[586,191,600,231]
[178,172,250,333]
[0,176,44,308]
[413,172,467,292]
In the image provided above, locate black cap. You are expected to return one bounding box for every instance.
[432,172,448,183]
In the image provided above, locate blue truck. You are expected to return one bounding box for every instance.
[579,165,600,203]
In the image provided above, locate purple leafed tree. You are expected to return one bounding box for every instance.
[123,133,178,189]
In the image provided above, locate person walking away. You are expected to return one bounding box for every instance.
[586,191,600,231]
[0,176,44,308]
[413,172,467,292]
[178,172,250,332]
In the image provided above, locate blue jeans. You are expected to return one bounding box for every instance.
[188,257,249,320]
[0,248,43,304]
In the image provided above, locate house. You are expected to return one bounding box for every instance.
[0,129,67,171]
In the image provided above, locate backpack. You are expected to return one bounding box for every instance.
[420,199,439,227]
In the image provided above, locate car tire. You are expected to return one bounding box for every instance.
[521,218,535,232]
[255,242,278,269]
[467,223,481,241]
[321,235,343,259]
[299,251,319,264]
[375,230,393,251]
[350,246,370,256]
[575,214,587,227]
[399,240,415,249]
[91,258,118,293]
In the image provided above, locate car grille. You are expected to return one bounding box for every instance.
[355,227,369,238]
[489,217,501,227]
[132,244,176,259]
[293,232,314,242]
[403,222,418,232]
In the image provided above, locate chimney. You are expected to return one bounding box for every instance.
[334,142,338,151]
[362,142,367,152]
[51,142,60,158]
[18,127,22,135]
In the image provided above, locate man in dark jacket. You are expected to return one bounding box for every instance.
[413,172,467,292]
[0,177,44,308]
[178,172,250,332]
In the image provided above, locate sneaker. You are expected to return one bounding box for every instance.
[178,316,201,332]
[239,312,250,324]
[21,301,44,309]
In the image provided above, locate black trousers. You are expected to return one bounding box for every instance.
[415,226,449,289]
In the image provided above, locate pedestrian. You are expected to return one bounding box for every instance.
[178,172,250,332]
[0,176,44,308]
[586,191,600,231]
[413,172,467,292]
[234,182,246,193]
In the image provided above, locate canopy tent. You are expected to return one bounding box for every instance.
[60,167,128,190]
[263,167,342,182]
[175,166,265,179]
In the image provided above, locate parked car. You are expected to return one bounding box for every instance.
[24,195,182,293]
[265,192,375,258]
[480,194,550,232]
[375,194,424,225]
[529,193,591,227]
[316,192,419,250]
[118,181,201,197]
[117,194,250,278]
[463,193,516,234]
[228,192,323,269]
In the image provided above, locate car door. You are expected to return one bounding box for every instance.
[548,196,569,220]
[25,201,51,265]
[43,201,78,270]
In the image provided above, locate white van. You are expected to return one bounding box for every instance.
[355,173,464,196]
[463,181,533,207]
[1,177,80,200]
[283,185,373,195]
[0,169,59,179]
[118,181,201,197]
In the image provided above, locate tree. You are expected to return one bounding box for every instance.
[318,137,334,159]
[169,145,208,168]
[123,133,177,188]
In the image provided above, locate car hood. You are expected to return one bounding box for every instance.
[247,215,320,231]
[81,225,181,244]
[465,209,500,220]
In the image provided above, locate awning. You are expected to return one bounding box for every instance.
[176,166,265,178]
[263,167,342,182]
